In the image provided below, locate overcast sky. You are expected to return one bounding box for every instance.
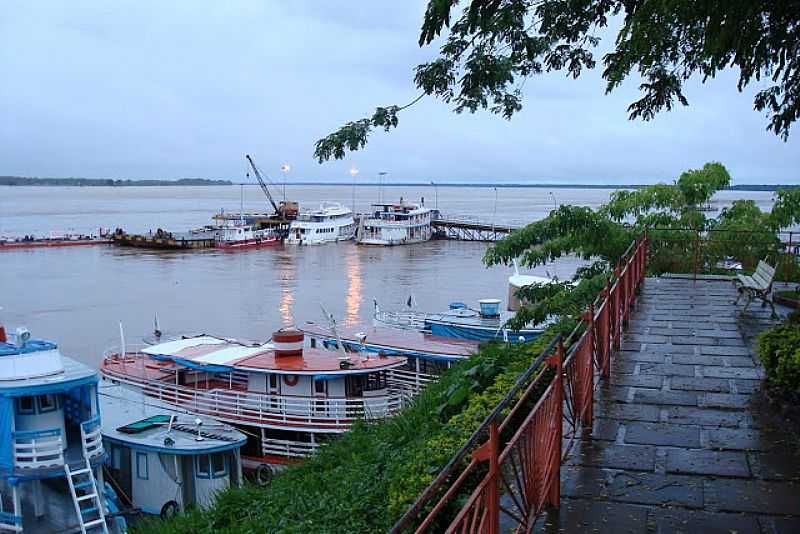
[2,1,798,185]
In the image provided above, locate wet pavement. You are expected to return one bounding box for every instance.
[539,277,800,534]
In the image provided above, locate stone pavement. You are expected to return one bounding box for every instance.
[539,277,800,534]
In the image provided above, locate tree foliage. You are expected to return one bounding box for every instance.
[315,1,800,162]
[487,161,800,326]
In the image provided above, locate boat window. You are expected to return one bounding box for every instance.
[136,452,149,480]
[37,394,57,413]
[111,443,122,470]
[211,452,227,477]
[365,371,387,392]
[17,396,35,414]
[314,379,326,395]
[196,455,211,478]
[268,374,278,390]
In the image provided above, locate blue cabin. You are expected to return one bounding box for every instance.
[0,327,109,533]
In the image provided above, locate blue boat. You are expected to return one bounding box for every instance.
[0,324,113,532]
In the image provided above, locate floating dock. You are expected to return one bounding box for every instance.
[0,237,112,251]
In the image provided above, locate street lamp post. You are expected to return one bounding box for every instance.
[281,163,291,201]
[350,167,359,212]
[430,181,438,210]
[549,191,557,211]
[378,171,388,203]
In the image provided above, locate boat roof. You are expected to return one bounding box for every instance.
[139,335,405,375]
[98,382,246,455]
[301,323,478,358]
[234,347,406,375]
[0,338,97,394]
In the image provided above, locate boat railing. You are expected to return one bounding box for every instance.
[386,368,438,396]
[102,367,405,431]
[373,310,428,331]
[80,416,104,460]
[261,437,320,459]
[12,428,64,470]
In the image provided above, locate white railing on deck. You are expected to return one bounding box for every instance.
[103,368,406,431]
[13,428,64,470]
[387,369,438,396]
[261,437,320,458]
[80,416,104,459]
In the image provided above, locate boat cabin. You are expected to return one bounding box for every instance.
[99,382,246,517]
[101,329,408,469]
[0,326,107,532]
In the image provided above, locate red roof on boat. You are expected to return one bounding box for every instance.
[232,346,405,374]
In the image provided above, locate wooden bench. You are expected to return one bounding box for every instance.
[734,260,777,317]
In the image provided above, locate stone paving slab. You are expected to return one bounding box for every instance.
[551,277,800,533]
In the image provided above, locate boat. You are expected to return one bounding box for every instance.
[98,381,246,518]
[356,200,437,246]
[301,323,479,394]
[0,232,111,251]
[100,329,410,478]
[285,202,356,245]
[373,269,556,343]
[215,221,281,250]
[0,324,116,533]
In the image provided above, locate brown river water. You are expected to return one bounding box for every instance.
[0,185,775,368]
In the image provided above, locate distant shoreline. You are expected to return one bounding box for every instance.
[1,176,795,191]
[0,177,231,187]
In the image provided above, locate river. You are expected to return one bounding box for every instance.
[0,185,776,367]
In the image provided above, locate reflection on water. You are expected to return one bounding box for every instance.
[344,250,362,327]
[0,185,777,370]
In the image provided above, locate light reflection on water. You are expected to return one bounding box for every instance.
[0,185,776,369]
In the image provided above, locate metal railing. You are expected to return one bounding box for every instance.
[102,367,406,431]
[13,428,64,470]
[391,232,649,533]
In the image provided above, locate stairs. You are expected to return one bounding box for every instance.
[65,460,109,534]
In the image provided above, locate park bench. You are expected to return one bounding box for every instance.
[734,260,777,317]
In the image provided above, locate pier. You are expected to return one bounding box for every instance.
[431,216,518,242]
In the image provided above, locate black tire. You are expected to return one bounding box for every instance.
[160,500,180,520]
[255,464,273,486]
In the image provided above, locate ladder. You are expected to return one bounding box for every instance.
[65,460,109,534]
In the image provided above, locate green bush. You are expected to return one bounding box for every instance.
[758,322,800,392]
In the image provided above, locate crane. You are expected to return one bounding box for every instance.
[245,154,280,215]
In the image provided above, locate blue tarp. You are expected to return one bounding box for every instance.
[0,397,14,472]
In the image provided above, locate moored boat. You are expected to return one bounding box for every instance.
[286,202,356,245]
[215,222,280,250]
[98,381,246,518]
[356,200,436,246]
[100,329,410,478]
[0,324,114,533]
[301,323,480,394]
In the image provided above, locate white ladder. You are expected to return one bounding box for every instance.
[65,460,109,534]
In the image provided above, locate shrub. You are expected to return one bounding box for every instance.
[758,322,800,393]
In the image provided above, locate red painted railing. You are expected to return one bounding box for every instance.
[392,232,649,534]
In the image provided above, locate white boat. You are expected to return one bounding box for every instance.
[356,201,436,246]
[215,222,280,250]
[100,328,412,479]
[286,202,355,245]
[98,382,246,518]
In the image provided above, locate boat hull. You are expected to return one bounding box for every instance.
[425,319,541,343]
[216,237,281,250]
[0,239,111,250]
